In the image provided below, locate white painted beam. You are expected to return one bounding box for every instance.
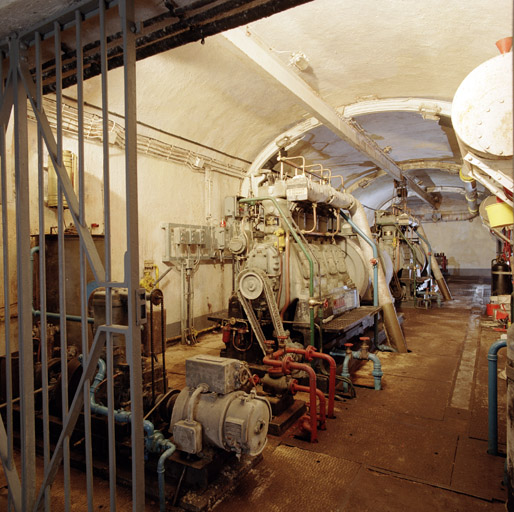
[224,27,438,208]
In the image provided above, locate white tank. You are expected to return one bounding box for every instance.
[452,51,512,159]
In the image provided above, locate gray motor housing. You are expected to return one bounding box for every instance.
[170,356,271,457]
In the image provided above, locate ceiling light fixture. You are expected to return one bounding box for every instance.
[289,51,310,71]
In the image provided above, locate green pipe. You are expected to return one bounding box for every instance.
[30,246,94,324]
[339,211,378,307]
[239,196,316,346]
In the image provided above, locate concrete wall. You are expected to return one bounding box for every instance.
[0,105,241,356]
[421,217,497,276]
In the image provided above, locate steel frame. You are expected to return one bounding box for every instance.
[0,1,145,510]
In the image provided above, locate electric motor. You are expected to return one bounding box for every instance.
[169,355,271,456]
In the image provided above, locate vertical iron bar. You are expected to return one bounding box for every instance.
[99,1,117,509]
[35,30,51,512]
[120,0,145,508]
[12,37,36,511]
[0,48,14,512]
[75,9,95,512]
[54,21,71,512]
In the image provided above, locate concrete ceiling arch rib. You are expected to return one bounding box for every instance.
[345,160,461,194]
[248,97,453,175]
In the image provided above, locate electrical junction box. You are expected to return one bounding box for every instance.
[185,355,245,395]
[173,420,202,454]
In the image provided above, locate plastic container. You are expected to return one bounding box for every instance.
[486,202,513,228]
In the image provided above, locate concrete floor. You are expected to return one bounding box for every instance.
[166,277,507,511]
[0,277,508,510]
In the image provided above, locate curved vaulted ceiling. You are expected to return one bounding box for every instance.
[0,0,511,217]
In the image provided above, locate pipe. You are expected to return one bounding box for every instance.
[278,345,336,418]
[416,225,452,301]
[488,338,507,455]
[339,211,378,308]
[346,200,407,353]
[240,197,317,347]
[263,353,319,442]
[280,232,291,319]
[31,246,94,323]
[291,382,326,430]
[187,383,209,422]
[158,445,177,512]
[459,167,479,216]
[414,228,432,278]
[301,203,318,233]
[87,357,177,510]
[333,346,383,391]
[395,228,419,306]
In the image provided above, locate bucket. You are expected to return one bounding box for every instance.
[485,202,514,228]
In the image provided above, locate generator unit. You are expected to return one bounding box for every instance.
[214,157,402,363]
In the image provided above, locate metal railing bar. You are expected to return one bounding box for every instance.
[12,38,36,510]
[120,0,145,509]
[0,48,15,512]
[100,1,117,507]
[54,21,71,512]
[0,418,22,512]
[32,327,107,511]
[0,68,14,128]
[75,8,94,511]
[18,61,106,283]
[35,30,51,512]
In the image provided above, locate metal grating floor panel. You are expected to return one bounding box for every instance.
[320,306,381,333]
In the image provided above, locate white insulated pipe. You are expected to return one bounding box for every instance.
[416,224,452,301]
[348,199,408,353]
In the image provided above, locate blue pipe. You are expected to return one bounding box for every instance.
[30,246,94,324]
[158,445,177,512]
[376,344,397,353]
[488,339,507,455]
[331,348,383,391]
[86,357,177,511]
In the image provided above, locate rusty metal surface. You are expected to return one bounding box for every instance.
[451,437,507,501]
[343,467,505,512]
[285,396,458,485]
[214,444,360,512]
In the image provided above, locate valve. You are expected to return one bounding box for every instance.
[344,342,353,357]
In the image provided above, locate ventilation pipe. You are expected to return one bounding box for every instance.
[416,224,452,301]
[459,167,479,217]
[348,198,408,353]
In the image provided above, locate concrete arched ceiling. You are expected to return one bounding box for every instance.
[5,0,511,215]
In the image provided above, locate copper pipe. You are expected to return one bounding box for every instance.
[301,203,317,234]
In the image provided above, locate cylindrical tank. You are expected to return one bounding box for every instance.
[452,51,512,159]
[491,259,513,296]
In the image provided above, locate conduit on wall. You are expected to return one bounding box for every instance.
[27,97,247,180]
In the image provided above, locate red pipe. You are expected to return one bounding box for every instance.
[292,382,326,430]
[284,346,336,418]
[262,354,319,442]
